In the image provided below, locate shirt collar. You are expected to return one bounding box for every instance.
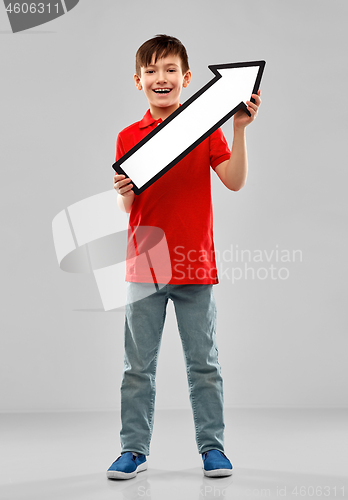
[139,105,182,129]
[139,109,162,129]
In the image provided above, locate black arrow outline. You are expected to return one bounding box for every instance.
[112,60,266,195]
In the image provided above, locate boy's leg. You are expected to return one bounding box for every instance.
[170,284,225,454]
[120,282,168,456]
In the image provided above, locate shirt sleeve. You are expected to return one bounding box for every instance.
[115,133,126,162]
[209,127,231,171]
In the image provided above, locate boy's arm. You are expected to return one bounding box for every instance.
[215,91,261,191]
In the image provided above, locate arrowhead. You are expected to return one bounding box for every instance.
[208,61,265,111]
[208,60,266,77]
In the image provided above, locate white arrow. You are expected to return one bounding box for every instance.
[112,61,265,194]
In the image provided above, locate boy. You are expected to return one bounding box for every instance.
[107,34,261,480]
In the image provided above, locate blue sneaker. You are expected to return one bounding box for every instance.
[107,452,147,479]
[202,449,233,477]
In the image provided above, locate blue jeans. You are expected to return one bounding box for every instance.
[120,282,225,456]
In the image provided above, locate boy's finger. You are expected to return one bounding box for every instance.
[114,174,125,181]
[251,93,262,105]
[119,183,133,194]
[114,177,133,192]
[119,178,131,188]
[246,101,258,112]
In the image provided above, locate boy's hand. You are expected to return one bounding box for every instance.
[233,89,262,131]
[114,173,134,197]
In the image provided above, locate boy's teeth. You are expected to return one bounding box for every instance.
[154,89,170,93]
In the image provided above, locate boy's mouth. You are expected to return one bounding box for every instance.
[152,88,172,94]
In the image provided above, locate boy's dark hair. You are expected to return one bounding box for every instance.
[135,34,189,76]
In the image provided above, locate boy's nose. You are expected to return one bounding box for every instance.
[156,72,167,83]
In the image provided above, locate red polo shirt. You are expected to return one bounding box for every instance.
[116,109,231,284]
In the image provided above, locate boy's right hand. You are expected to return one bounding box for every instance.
[114,174,134,197]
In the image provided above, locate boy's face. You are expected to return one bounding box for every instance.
[134,54,191,116]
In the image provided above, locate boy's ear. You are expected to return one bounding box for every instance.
[134,73,142,90]
[182,70,192,88]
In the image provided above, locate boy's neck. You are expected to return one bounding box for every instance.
[149,102,180,121]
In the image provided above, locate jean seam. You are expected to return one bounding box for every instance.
[176,322,202,451]
[145,294,167,453]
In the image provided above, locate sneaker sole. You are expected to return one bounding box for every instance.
[107,461,148,479]
[203,466,233,477]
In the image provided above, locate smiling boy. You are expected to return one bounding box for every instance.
[134,52,189,121]
[107,34,261,480]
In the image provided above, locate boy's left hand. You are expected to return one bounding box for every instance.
[233,89,261,130]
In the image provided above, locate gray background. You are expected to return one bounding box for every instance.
[1,0,347,412]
